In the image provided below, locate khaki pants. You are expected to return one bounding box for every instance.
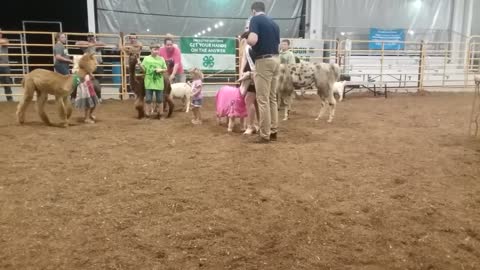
[245,91,258,129]
[254,57,280,139]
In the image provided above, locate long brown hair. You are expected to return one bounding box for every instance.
[55,32,65,42]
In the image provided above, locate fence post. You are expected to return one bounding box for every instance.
[338,40,345,72]
[380,41,384,85]
[51,33,56,72]
[335,38,340,64]
[236,38,240,83]
[20,33,27,75]
[442,43,448,87]
[119,33,126,100]
[417,40,425,93]
[464,37,472,92]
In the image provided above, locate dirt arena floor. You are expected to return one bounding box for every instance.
[0,92,479,270]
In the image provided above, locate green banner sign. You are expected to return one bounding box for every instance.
[180,37,236,72]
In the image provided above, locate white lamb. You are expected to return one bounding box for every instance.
[170,82,193,112]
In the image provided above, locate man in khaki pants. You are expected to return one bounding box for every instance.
[247,1,280,143]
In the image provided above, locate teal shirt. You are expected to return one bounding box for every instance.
[141,55,167,90]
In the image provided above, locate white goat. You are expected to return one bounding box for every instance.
[170,82,193,112]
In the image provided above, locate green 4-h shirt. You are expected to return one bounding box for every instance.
[141,55,167,90]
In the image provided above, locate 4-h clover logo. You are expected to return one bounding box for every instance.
[203,55,215,68]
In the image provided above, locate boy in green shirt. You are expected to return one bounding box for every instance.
[140,44,167,117]
[279,39,296,65]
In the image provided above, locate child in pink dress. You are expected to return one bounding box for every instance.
[75,74,99,124]
[189,68,204,124]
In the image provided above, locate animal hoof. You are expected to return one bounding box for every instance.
[227,128,233,132]
[282,118,288,121]
[243,128,254,135]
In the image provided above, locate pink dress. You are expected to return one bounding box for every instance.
[191,79,203,101]
[215,86,248,118]
[191,79,203,108]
